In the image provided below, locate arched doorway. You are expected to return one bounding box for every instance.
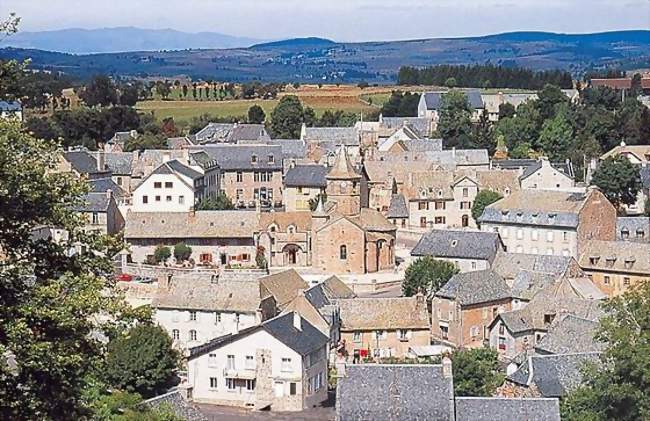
[282,244,301,266]
[462,215,469,227]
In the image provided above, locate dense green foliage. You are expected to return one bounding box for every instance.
[173,242,192,262]
[590,156,641,209]
[437,90,473,148]
[471,190,503,223]
[380,91,420,117]
[451,348,504,397]
[153,245,171,264]
[561,282,650,420]
[196,193,235,210]
[247,104,266,124]
[269,95,310,138]
[103,324,180,399]
[398,64,572,89]
[318,109,358,127]
[403,257,459,297]
[81,75,119,107]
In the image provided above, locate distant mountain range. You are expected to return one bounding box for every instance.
[1,30,649,82]
[0,27,264,53]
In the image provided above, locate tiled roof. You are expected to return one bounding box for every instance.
[405,171,455,200]
[578,239,650,275]
[387,194,409,219]
[258,211,312,232]
[492,253,573,280]
[363,160,434,184]
[455,397,560,421]
[284,165,328,187]
[189,144,283,171]
[411,230,502,261]
[327,146,360,180]
[478,189,594,228]
[601,144,650,163]
[152,276,262,313]
[338,296,429,330]
[166,136,193,149]
[124,211,259,239]
[616,217,650,243]
[436,269,511,306]
[321,275,356,299]
[259,269,309,308]
[508,352,601,398]
[535,315,605,355]
[303,127,358,144]
[336,364,454,421]
[73,192,111,213]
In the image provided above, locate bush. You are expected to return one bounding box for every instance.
[402,257,459,297]
[173,242,192,262]
[153,245,171,264]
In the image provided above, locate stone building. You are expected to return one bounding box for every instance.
[479,188,617,258]
[337,295,430,360]
[73,190,124,235]
[257,212,313,267]
[283,165,328,211]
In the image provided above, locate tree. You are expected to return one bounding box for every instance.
[451,348,504,397]
[0,118,140,418]
[270,95,305,138]
[536,84,568,121]
[472,111,496,155]
[81,75,119,107]
[498,103,516,120]
[445,77,457,88]
[124,133,167,152]
[173,242,192,262]
[103,324,179,399]
[538,112,574,161]
[247,104,266,124]
[196,193,235,210]
[155,81,172,100]
[88,388,183,421]
[561,282,650,420]
[471,190,503,223]
[153,245,171,264]
[437,90,473,148]
[119,84,139,106]
[591,156,640,209]
[402,257,459,297]
[255,246,267,269]
[308,192,327,211]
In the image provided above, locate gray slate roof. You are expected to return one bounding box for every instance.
[63,151,107,175]
[511,270,558,301]
[641,166,650,189]
[88,178,126,200]
[104,152,134,175]
[436,269,511,305]
[336,364,454,421]
[520,160,575,180]
[381,117,432,137]
[402,138,443,153]
[411,230,502,261]
[166,159,203,180]
[284,165,328,188]
[303,127,358,144]
[508,353,601,397]
[194,123,270,144]
[422,90,484,110]
[73,192,111,213]
[492,253,572,280]
[268,139,307,159]
[617,216,650,243]
[0,100,22,111]
[387,194,409,219]
[190,145,283,171]
[455,397,560,421]
[535,315,605,355]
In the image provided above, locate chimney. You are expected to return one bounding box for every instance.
[442,356,452,378]
[162,151,171,163]
[293,312,302,331]
[106,188,112,200]
[415,291,425,307]
[451,147,456,159]
[96,151,106,172]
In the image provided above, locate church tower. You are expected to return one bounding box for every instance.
[326,145,361,216]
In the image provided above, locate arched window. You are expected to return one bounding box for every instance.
[340,245,347,260]
[189,330,197,341]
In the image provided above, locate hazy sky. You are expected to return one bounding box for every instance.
[2,0,649,41]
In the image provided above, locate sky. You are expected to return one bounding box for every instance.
[2,0,649,41]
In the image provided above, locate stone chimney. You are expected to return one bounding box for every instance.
[293,312,302,331]
[96,151,106,172]
[105,188,112,200]
[442,356,453,378]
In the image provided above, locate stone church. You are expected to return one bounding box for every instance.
[257,146,396,274]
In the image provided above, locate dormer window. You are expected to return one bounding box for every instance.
[437,190,443,197]
[624,256,636,269]
[605,256,617,267]
[589,256,600,265]
[501,210,510,216]
[621,228,630,239]
[504,188,510,195]
[251,154,257,164]
[268,154,275,164]
[636,229,645,239]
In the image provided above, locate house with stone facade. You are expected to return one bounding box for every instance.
[418,91,485,129]
[411,230,505,273]
[124,210,258,265]
[578,239,650,297]
[152,273,272,349]
[432,270,513,348]
[283,165,328,211]
[74,190,124,235]
[337,295,430,361]
[257,212,314,267]
[186,312,329,411]
[517,158,576,191]
[479,188,617,258]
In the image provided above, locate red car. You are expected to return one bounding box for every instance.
[116,273,133,282]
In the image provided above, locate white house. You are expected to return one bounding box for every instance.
[0,100,23,121]
[186,312,329,411]
[132,159,204,212]
[418,91,484,129]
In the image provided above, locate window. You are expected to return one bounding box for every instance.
[208,353,217,367]
[227,355,236,370]
[460,201,471,210]
[92,212,99,224]
[621,229,630,239]
[470,326,480,338]
[166,195,172,202]
[172,329,179,340]
[398,330,408,341]
[434,216,445,224]
[142,195,148,204]
[290,382,297,395]
[236,172,243,182]
[268,154,275,164]
[624,277,631,286]
[210,377,218,389]
[418,202,428,210]
[353,332,361,342]
[562,232,568,241]
[154,182,162,188]
[498,337,506,351]
[471,261,477,270]
[251,154,257,164]
[165,182,173,188]
[546,231,554,242]
[435,201,445,210]
[155,195,161,202]
[516,229,524,240]
[604,276,611,285]
[281,357,292,372]
[226,378,236,391]
[116,176,122,186]
[189,311,197,321]
[440,324,449,339]
[375,330,386,340]
[531,230,539,241]
[215,313,221,323]
[245,355,255,369]
[245,379,256,391]
[544,314,555,325]
[340,245,347,260]
[463,187,468,197]
[636,230,645,239]
[420,217,427,228]
[179,196,185,204]
[189,330,197,341]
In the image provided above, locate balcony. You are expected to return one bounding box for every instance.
[223,368,256,380]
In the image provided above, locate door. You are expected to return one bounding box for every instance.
[274,381,284,397]
[462,215,469,227]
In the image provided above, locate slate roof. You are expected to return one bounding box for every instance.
[152,276,262,313]
[194,123,270,144]
[491,253,572,280]
[189,145,283,171]
[284,165,328,188]
[411,230,502,261]
[259,269,309,308]
[424,149,490,167]
[436,269,511,306]
[229,124,270,143]
[189,312,327,359]
[402,138,443,152]
[63,151,107,175]
[578,239,650,275]
[303,127,358,144]
[507,352,601,398]
[535,315,605,355]
[124,211,259,239]
[421,90,484,110]
[304,276,356,309]
[103,152,134,175]
[0,100,22,111]
[143,390,207,421]
[267,139,307,159]
[511,270,559,301]
[88,178,126,200]
[519,160,575,180]
[166,136,194,150]
[641,166,650,189]
[455,397,560,421]
[166,159,203,180]
[326,145,361,180]
[380,117,432,138]
[363,160,435,184]
[73,192,111,213]
[336,364,454,421]
[478,190,592,228]
[616,216,650,243]
[338,297,429,331]
[387,194,409,219]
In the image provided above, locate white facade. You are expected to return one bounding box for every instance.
[481,223,577,257]
[520,159,576,191]
[132,172,197,212]
[155,308,260,349]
